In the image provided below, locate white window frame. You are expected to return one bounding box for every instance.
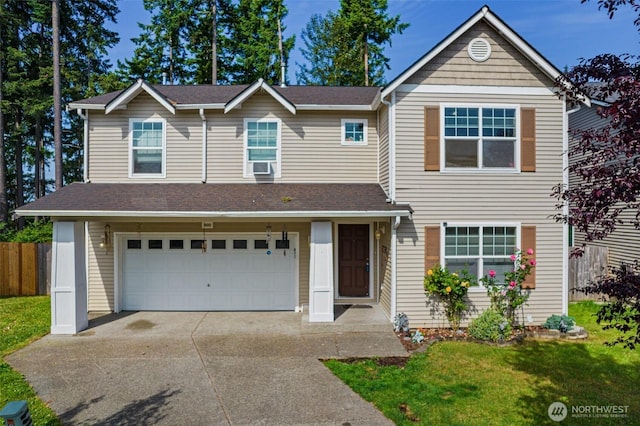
[243,118,282,178]
[440,104,520,173]
[128,118,167,178]
[341,119,368,145]
[441,222,521,291]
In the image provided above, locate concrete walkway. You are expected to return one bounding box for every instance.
[7,308,408,425]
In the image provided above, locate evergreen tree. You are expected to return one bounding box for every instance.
[296,12,350,86]
[117,0,236,85]
[227,0,295,85]
[0,0,119,227]
[297,0,408,86]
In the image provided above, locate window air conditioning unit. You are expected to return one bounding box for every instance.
[252,162,271,175]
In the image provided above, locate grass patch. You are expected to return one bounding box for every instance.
[325,302,640,425]
[0,296,60,425]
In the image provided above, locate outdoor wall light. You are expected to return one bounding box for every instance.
[266,225,272,242]
[100,224,112,255]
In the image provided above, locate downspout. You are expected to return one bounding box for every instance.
[77,109,89,182]
[380,93,396,201]
[563,97,581,315]
[200,109,207,183]
[390,215,402,319]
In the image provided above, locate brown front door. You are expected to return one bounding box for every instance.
[338,224,370,297]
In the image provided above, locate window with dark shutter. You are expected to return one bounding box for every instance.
[424,107,440,171]
[521,108,536,172]
[424,226,441,274]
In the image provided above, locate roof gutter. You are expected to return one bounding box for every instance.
[15,209,413,219]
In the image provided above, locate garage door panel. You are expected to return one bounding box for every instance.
[122,234,296,311]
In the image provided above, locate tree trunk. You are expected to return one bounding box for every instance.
[212,1,217,85]
[0,27,6,224]
[34,116,43,198]
[53,0,63,190]
[364,40,369,87]
[14,115,24,229]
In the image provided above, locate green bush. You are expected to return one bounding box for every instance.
[0,220,53,243]
[542,314,576,333]
[468,309,512,342]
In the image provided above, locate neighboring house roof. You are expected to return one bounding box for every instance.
[69,79,382,113]
[382,5,590,106]
[15,183,412,218]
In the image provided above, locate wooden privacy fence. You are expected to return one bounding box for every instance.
[0,242,51,297]
[568,245,609,301]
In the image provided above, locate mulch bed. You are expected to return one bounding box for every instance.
[396,325,560,353]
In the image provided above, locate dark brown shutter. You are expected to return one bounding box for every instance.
[521,226,536,289]
[424,107,440,171]
[424,226,441,274]
[521,108,536,172]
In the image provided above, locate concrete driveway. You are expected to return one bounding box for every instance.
[7,309,408,425]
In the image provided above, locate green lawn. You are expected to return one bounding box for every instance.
[325,301,640,425]
[0,296,60,425]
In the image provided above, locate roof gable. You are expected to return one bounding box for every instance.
[382,5,588,105]
[105,79,176,114]
[225,79,296,114]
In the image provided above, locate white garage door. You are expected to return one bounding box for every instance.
[122,233,297,311]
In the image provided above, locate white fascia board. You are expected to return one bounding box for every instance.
[225,79,296,115]
[398,84,556,96]
[17,210,412,219]
[381,8,485,98]
[105,80,176,115]
[260,83,296,115]
[68,103,105,110]
[224,79,262,113]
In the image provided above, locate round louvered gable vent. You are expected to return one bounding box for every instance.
[468,38,491,62]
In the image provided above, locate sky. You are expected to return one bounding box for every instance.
[107,0,640,84]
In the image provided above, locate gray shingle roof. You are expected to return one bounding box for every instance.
[72,84,381,108]
[15,183,411,218]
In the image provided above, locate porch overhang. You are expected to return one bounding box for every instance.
[15,183,412,220]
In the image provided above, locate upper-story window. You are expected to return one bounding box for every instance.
[341,119,368,145]
[443,106,518,170]
[129,119,166,177]
[244,118,281,177]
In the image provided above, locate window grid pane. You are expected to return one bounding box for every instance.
[445,226,516,280]
[344,122,364,142]
[444,107,516,170]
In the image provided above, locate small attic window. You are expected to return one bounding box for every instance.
[468,38,491,62]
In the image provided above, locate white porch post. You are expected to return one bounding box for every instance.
[309,221,334,322]
[50,221,88,334]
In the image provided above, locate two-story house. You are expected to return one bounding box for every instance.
[17,6,585,334]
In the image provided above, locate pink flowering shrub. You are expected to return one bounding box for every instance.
[479,249,536,327]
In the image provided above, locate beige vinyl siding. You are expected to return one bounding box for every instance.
[378,223,393,317]
[87,221,115,311]
[87,221,311,311]
[89,93,203,182]
[207,94,378,183]
[378,104,390,193]
[569,105,640,268]
[407,21,549,88]
[393,90,565,326]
